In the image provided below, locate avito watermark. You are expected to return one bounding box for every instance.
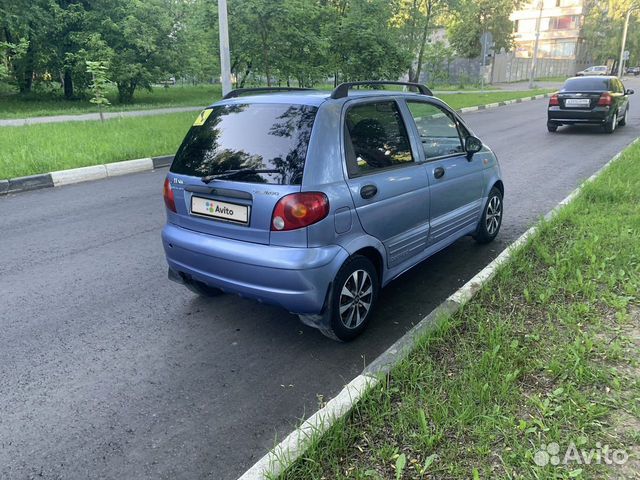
[534,441,629,467]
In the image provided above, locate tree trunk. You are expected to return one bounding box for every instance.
[63,69,74,99]
[406,0,419,82]
[117,81,137,103]
[19,69,33,94]
[411,11,431,83]
[264,47,271,86]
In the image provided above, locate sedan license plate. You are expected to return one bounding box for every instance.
[191,196,249,224]
[565,98,591,107]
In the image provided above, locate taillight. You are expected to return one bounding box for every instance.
[597,93,612,106]
[271,192,329,231]
[163,177,177,212]
[549,94,559,106]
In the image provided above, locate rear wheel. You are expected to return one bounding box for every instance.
[604,112,617,133]
[319,255,379,342]
[619,107,628,127]
[547,122,558,132]
[474,187,503,244]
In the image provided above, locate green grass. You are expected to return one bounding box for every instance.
[0,84,222,119]
[0,111,195,179]
[279,143,640,479]
[0,89,551,180]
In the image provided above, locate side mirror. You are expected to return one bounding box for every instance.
[626,89,635,95]
[465,136,483,159]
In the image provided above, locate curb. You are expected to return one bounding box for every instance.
[0,155,173,196]
[0,93,552,197]
[237,136,637,480]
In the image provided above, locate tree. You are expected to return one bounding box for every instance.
[582,0,640,64]
[393,0,452,83]
[329,0,411,82]
[90,0,180,103]
[48,0,98,99]
[0,0,52,93]
[447,0,522,59]
[421,40,455,84]
[273,0,330,87]
[172,0,219,84]
[0,39,28,82]
[86,60,111,121]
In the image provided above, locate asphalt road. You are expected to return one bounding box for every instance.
[1,80,639,480]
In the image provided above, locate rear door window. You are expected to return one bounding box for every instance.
[406,101,465,159]
[170,103,317,185]
[344,101,414,176]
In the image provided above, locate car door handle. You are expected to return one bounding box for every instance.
[434,167,445,179]
[360,184,378,199]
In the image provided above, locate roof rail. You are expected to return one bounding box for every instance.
[330,81,432,99]
[223,87,314,99]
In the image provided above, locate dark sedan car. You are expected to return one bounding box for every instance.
[547,76,633,133]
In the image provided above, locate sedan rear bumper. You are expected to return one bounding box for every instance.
[548,106,610,125]
[162,223,349,314]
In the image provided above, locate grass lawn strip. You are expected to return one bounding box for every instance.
[0,90,551,181]
[0,85,223,119]
[0,111,195,180]
[278,141,640,479]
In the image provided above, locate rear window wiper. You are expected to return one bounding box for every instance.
[201,169,280,183]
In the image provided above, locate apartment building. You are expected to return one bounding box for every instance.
[511,0,587,60]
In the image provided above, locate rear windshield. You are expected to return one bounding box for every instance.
[562,78,610,91]
[171,103,317,185]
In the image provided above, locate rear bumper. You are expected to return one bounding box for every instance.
[548,106,610,125]
[162,223,349,314]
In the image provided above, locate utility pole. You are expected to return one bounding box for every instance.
[481,30,487,92]
[528,0,544,89]
[218,0,232,96]
[618,8,633,77]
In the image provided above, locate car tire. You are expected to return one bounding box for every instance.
[185,281,224,297]
[604,112,617,134]
[619,107,628,127]
[319,255,379,342]
[547,122,558,132]
[473,187,503,244]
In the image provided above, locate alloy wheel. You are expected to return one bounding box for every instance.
[486,195,502,235]
[339,269,373,329]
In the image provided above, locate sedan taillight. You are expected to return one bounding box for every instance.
[597,93,612,106]
[163,177,177,212]
[271,192,329,231]
[549,94,559,106]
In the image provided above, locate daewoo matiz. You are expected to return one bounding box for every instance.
[162,81,504,341]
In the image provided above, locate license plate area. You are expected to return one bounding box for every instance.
[191,196,250,225]
[565,98,591,108]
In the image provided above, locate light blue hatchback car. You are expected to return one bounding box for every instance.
[162,81,503,341]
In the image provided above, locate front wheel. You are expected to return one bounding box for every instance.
[474,187,503,244]
[319,255,380,342]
